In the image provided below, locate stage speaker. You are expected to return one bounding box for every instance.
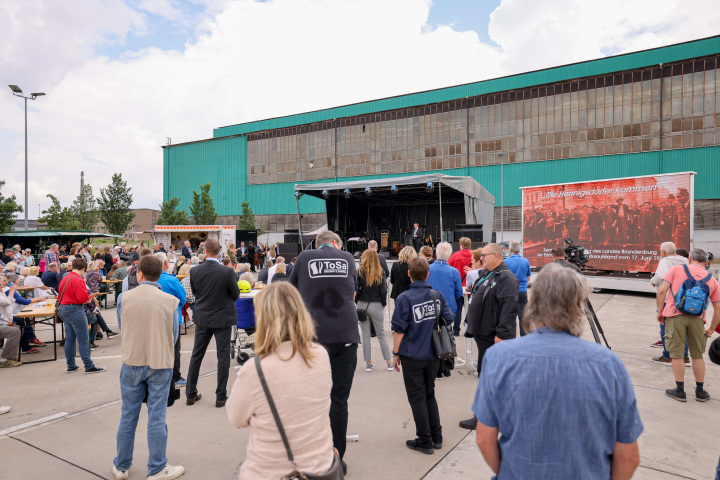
[378,251,390,259]
[442,230,455,243]
[455,224,484,242]
[284,233,300,243]
[278,243,301,258]
[491,232,496,243]
[403,234,413,246]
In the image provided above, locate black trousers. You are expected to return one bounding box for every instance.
[518,291,528,336]
[186,325,232,401]
[401,356,441,446]
[474,336,495,375]
[323,342,358,459]
[173,335,181,382]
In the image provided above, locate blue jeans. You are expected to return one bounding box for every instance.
[114,365,172,476]
[59,304,94,370]
[660,322,688,359]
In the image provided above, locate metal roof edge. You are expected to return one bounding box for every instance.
[519,171,698,190]
[213,35,720,138]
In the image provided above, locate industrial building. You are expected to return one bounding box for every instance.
[163,35,720,251]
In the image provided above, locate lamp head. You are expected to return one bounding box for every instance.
[364,187,372,196]
[322,190,330,199]
[8,85,22,93]
[344,189,351,199]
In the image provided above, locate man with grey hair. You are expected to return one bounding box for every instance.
[289,230,358,471]
[460,243,518,430]
[504,240,531,336]
[43,243,60,269]
[473,263,642,478]
[650,241,689,356]
[656,247,720,402]
[257,259,272,284]
[368,240,389,277]
[428,242,462,343]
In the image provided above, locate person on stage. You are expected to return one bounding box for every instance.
[412,223,424,252]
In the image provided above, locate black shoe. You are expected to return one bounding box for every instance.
[453,332,460,337]
[433,439,442,449]
[696,390,711,402]
[106,331,119,339]
[89,343,99,350]
[186,393,202,405]
[96,333,104,341]
[405,439,433,455]
[59,340,65,347]
[341,460,347,476]
[459,417,478,430]
[67,365,80,373]
[665,388,687,402]
[216,398,227,408]
[85,366,106,374]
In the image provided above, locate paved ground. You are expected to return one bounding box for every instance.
[2,288,719,479]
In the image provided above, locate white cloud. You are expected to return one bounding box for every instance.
[1,0,718,217]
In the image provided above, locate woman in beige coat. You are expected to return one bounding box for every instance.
[226,282,335,480]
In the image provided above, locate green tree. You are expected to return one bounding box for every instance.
[98,173,135,235]
[237,201,257,230]
[157,197,189,225]
[189,182,217,225]
[72,183,98,230]
[38,194,79,230]
[0,180,23,233]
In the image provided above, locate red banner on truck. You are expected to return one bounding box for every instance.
[521,172,694,272]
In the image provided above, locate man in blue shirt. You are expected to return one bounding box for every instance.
[473,263,642,479]
[155,252,188,388]
[503,240,531,336]
[427,242,462,327]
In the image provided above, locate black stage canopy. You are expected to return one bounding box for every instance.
[295,174,494,244]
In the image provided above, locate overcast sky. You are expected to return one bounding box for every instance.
[1,0,718,217]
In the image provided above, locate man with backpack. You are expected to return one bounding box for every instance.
[656,247,720,402]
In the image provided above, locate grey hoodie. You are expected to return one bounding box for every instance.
[651,254,688,289]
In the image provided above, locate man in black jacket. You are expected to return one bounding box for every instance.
[289,231,359,471]
[368,240,389,277]
[185,239,240,408]
[459,243,519,430]
[247,242,256,272]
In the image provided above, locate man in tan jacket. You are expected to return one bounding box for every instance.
[111,256,185,480]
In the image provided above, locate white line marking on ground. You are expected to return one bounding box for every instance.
[0,412,69,437]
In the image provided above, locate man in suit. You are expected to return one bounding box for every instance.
[181,241,192,259]
[412,223,424,252]
[247,242,256,272]
[185,239,240,408]
[236,242,248,264]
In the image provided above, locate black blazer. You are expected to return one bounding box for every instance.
[189,259,240,328]
[390,261,412,300]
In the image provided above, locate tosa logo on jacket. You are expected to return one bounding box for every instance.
[308,259,349,278]
[412,300,441,323]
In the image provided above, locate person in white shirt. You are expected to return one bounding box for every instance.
[266,256,285,285]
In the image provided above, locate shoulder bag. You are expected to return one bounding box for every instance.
[430,290,457,361]
[53,277,72,324]
[254,357,344,480]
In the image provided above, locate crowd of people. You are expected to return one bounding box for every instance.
[2,230,720,480]
[523,189,691,248]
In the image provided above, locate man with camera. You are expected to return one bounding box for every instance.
[551,246,581,273]
[459,243,518,430]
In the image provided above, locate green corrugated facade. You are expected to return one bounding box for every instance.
[164,36,720,219]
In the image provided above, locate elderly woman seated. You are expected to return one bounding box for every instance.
[270,263,289,282]
[22,266,52,297]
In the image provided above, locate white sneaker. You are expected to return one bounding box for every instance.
[112,465,129,480]
[148,464,185,480]
[365,364,373,372]
[0,406,11,415]
[386,364,394,371]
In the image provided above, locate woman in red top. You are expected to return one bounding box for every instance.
[57,258,105,374]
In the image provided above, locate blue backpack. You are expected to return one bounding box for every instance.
[674,264,712,316]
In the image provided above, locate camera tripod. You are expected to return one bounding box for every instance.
[584,299,610,349]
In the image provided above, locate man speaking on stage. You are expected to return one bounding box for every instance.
[412,223,424,251]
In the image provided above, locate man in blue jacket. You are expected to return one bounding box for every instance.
[155,252,187,387]
[392,257,454,455]
[427,242,462,335]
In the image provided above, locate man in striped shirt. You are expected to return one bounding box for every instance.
[43,244,59,268]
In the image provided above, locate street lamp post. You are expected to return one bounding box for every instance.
[9,85,45,231]
[499,153,504,244]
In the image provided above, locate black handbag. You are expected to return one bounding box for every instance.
[430,290,457,361]
[356,305,368,322]
[254,357,345,480]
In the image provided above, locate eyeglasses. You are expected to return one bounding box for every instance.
[479,253,497,258]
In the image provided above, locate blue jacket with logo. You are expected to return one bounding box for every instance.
[391,280,455,361]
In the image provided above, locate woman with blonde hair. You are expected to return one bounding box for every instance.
[390,245,417,300]
[227,282,339,480]
[174,256,186,275]
[357,249,391,372]
[22,266,52,297]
